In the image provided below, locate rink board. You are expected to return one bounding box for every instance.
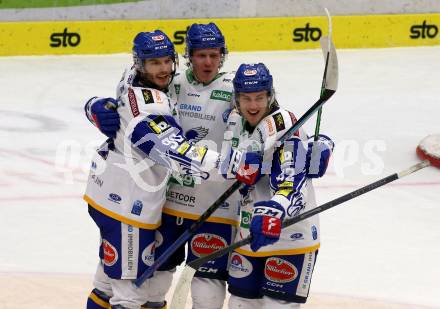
[0,13,439,56]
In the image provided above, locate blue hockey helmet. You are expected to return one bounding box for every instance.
[233,63,273,93]
[186,22,226,52]
[233,63,277,110]
[132,30,178,72]
[184,23,228,67]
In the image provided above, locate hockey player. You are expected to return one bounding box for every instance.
[88,23,241,309]
[224,63,334,309]
[156,22,239,309]
[84,30,256,309]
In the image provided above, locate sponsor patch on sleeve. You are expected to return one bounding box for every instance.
[142,89,155,104]
[128,88,139,117]
[186,145,208,163]
[148,115,171,135]
[177,142,191,155]
[272,112,285,132]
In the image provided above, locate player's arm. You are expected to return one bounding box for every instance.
[126,88,257,184]
[249,136,308,252]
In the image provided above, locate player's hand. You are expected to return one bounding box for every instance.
[250,200,285,252]
[88,97,120,138]
[306,134,334,178]
[222,148,262,185]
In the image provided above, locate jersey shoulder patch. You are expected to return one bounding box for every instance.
[123,86,171,118]
[256,108,301,144]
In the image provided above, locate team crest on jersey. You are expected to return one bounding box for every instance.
[190,234,227,257]
[272,113,285,131]
[185,126,209,143]
[102,239,118,267]
[141,89,155,104]
[264,257,298,283]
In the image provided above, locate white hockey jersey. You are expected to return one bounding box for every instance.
[225,107,321,256]
[84,66,222,229]
[162,69,241,225]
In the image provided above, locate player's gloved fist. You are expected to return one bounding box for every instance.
[250,200,285,252]
[306,134,334,178]
[222,148,262,185]
[85,97,120,138]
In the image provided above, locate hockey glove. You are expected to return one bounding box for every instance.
[222,148,262,185]
[306,134,334,178]
[85,97,120,138]
[250,200,285,252]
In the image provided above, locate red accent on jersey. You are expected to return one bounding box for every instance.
[102,239,118,267]
[190,233,227,257]
[128,88,140,117]
[264,257,298,283]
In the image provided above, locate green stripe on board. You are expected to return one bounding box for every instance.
[0,0,140,9]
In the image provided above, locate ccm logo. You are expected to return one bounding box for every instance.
[50,28,81,47]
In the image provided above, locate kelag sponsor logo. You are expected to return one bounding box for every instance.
[410,21,438,39]
[210,90,232,102]
[50,28,81,47]
[293,23,322,42]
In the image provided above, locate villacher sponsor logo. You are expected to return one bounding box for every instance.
[264,257,298,283]
[190,233,227,257]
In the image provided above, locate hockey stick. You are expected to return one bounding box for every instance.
[314,8,333,140]
[171,151,437,309]
[134,26,338,288]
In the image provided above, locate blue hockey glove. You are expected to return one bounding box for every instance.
[222,148,262,185]
[250,200,285,252]
[85,97,120,138]
[306,134,334,178]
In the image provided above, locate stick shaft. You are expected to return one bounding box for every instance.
[188,160,430,269]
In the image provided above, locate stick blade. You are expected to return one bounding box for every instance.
[416,134,440,168]
[170,266,197,309]
[319,36,338,92]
